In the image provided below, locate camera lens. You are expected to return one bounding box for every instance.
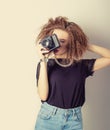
[39,34,60,51]
[42,40,50,48]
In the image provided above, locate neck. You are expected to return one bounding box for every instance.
[55,53,68,59]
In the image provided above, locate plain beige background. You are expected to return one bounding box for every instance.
[0,0,110,130]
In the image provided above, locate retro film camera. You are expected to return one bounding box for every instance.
[39,34,60,52]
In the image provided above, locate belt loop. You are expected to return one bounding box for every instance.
[52,107,57,115]
[72,108,75,116]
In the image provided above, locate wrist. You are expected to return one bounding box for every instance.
[40,57,48,63]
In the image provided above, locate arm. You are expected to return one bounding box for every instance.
[37,59,49,101]
[88,44,110,71]
[36,44,49,101]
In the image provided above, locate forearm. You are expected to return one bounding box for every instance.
[88,43,110,58]
[37,59,49,101]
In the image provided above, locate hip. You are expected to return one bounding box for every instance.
[35,102,83,130]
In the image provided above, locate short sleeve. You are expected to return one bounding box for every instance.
[83,59,96,77]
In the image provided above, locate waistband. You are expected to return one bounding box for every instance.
[41,102,81,114]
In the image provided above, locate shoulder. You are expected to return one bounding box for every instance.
[76,59,96,76]
[75,59,96,66]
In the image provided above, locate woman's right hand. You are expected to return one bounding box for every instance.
[36,43,55,60]
[36,43,50,59]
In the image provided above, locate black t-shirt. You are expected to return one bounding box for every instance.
[36,59,96,109]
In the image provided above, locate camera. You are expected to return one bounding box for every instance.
[39,34,60,52]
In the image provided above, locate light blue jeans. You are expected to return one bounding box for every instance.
[34,102,83,130]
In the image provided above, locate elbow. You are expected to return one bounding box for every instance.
[37,89,48,101]
[39,95,48,101]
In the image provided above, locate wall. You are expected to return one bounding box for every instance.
[0,0,110,130]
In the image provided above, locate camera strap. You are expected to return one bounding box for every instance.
[54,57,74,67]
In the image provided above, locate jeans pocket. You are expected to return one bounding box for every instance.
[38,108,53,120]
[73,109,82,122]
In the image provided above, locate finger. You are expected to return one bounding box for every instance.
[41,50,50,55]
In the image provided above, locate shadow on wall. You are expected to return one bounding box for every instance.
[84,66,110,130]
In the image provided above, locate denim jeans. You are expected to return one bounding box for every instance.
[34,102,83,130]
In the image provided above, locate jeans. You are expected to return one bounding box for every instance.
[34,102,83,130]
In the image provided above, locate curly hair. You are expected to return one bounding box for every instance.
[36,16,88,60]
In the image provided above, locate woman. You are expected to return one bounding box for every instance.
[35,16,110,130]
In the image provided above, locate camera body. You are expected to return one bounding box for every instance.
[39,34,60,52]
